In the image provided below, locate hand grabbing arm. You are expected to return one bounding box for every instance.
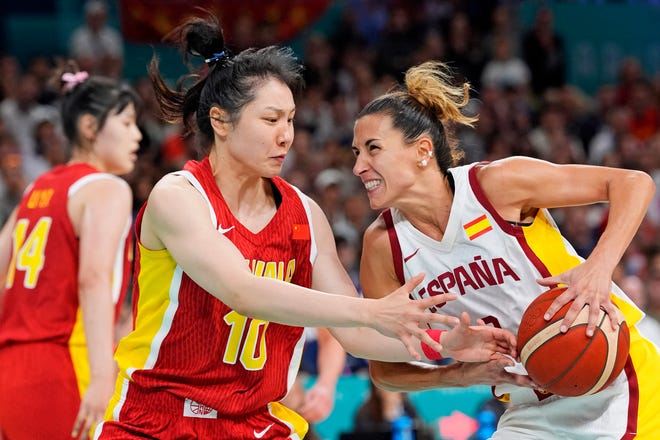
[437,312,517,362]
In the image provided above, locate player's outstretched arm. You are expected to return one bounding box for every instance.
[142,176,458,360]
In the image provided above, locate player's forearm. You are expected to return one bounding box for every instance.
[316,334,346,389]
[591,171,655,271]
[79,284,116,380]
[225,274,372,328]
[329,327,417,362]
[370,360,473,392]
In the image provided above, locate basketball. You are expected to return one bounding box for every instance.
[517,286,630,397]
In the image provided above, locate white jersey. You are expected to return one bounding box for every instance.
[383,163,658,439]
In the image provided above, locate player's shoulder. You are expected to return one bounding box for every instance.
[363,212,389,250]
[478,156,545,175]
[150,172,197,198]
[73,172,131,200]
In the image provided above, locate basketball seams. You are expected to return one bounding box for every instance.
[584,308,627,395]
[581,312,611,395]
[519,303,628,396]
[519,319,563,363]
[521,306,597,391]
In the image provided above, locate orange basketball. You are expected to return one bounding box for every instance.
[517,286,630,397]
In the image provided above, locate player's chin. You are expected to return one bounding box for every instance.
[109,160,136,176]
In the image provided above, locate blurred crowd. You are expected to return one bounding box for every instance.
[0,0,659,433]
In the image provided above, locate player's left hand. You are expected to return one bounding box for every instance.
[297,383,335,423]
[440,312,517,362]
[536,261,619,337]
[71,375,114,439]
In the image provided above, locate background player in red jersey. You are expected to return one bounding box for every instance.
[352,60,660,439]
[0,66,142,439]
[94,13,516,440]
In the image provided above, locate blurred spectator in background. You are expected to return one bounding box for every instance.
[627,78,659,143]
[614,56,645,107]
[444,11,485,90]
[622,274,660,347]
[33,118,67,169]
[480,35,530,92]
[588,105,633,165]
[374,6,423,82]
[69,0,124,78]
[0,55,21,103]
[554,205,600,259]
[0,72,58,182]
[645,252,660,321]
[341,380,434,440]
[528,103,585,163]
[0,131,27,224]
[522,7,566,100]
[27,55,59,105]
[482,4,521,60]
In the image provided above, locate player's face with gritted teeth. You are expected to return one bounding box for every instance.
[351,114,419,210]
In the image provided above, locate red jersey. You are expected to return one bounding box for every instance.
[112,157,315,417]
[0,163,132,347]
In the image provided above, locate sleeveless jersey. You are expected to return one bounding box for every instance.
[0,163,132,348]
[111,157,316,418]
[383,163,659,439]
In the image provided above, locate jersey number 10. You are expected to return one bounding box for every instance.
[223,310,269,371]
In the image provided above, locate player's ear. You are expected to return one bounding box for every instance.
[209,107,229,136]
[78,114,98,147]
[415,137,434,165]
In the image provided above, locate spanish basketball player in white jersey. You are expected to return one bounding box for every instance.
[352,60,660,439]
[93,13,517,440]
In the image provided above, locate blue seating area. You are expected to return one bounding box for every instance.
[306,375,493,440]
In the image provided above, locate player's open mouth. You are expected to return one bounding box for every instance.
[364,180,381,191]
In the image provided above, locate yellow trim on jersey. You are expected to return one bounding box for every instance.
[69,308,90,398]
[628,326,660,438]
[269,401,308,439]
[522,210,643,326]
[114,243,178,375]
[522,210,582,275]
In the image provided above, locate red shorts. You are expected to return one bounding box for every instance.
[0,342,81,440]
[95,379,308,439]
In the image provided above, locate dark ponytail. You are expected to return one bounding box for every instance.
[149,11,304,156]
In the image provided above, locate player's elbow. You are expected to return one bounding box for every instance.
[78,269,110,296]
[218,272,258,316]
[625,169,655,199]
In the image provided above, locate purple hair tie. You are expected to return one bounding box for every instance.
[62,71,89,92]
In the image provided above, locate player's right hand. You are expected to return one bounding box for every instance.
[441,312,517,362]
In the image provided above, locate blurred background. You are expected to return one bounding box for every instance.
[1,1,659,439]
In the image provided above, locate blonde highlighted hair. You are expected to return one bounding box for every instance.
[357,61,477,173]
[405,61,477,127]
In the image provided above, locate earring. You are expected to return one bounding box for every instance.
[420,159,428,167]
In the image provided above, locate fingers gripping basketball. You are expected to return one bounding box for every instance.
[517,287,630,397]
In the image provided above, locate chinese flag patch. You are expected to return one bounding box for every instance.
[292,224,310,240]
